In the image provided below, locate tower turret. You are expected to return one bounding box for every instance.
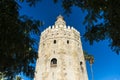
[55,15,66,28]
[34,15,88,80]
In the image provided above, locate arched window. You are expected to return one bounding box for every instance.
[51,58,57,67]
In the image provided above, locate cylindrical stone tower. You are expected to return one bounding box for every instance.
[34,15,88,80]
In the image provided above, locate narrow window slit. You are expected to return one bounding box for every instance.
[67,40,69,44]
[54,40,56,44]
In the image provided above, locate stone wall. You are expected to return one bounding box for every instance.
[34,15,88,80]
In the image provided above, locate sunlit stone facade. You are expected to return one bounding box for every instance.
[34,15,88,80]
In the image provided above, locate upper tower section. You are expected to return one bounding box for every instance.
[40,15,80,42]
[55,15,66,28]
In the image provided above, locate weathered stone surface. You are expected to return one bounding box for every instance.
[34,15,88,80]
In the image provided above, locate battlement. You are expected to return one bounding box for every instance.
[40,15,81,42]
[41,25,80,42]
[41,25,80,34]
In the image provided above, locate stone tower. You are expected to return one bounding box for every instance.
[34,15,88,80]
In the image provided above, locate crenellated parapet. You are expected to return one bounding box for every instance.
[40,16,80,43]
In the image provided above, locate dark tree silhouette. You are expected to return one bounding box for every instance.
[0,0,42,79]
[53,0,120,54]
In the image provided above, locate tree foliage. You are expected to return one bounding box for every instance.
[0,0,42,79]
[0,72,6,80]
[15,76,22,80]
[19,0,41,6]
[84,51,94,64]
[54,0,120,54]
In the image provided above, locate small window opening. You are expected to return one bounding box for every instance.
[67,40,69,44]
[43,43,45,46]
[54,40,56,44]
[51,58,57,67]
[80,61,84,72]
[80,61,83,65]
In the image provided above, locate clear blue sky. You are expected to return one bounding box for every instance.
[19,0,120,80]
